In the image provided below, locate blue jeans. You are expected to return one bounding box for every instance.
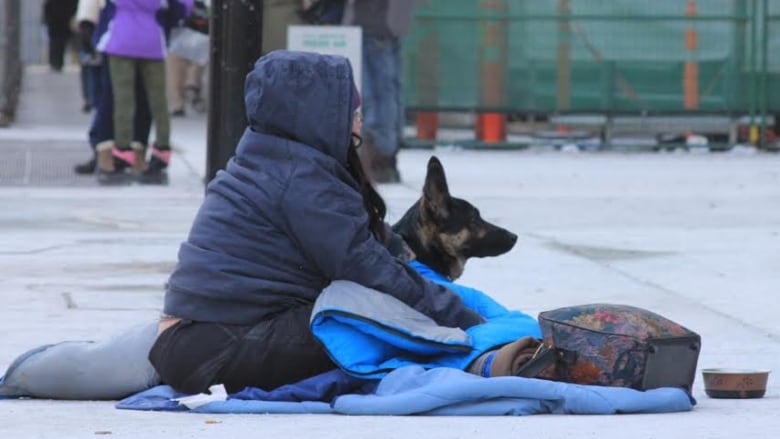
[361,35,403,158]
[79,52,100,108]
[88,60,152,149]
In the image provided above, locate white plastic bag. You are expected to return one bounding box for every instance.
[168,27,210,66]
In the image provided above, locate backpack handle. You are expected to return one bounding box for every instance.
[515,342,577,378]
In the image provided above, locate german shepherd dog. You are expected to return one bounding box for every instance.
[392,156,518,280]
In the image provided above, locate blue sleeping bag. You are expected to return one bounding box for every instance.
[309,261,542,378]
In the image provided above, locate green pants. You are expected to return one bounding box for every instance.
[109,56,170,148]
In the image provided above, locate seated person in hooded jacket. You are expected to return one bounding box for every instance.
[148,50,484,395]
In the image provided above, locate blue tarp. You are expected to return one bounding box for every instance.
[117,365,694,415]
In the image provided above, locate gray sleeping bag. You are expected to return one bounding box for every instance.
[0,321,160,400]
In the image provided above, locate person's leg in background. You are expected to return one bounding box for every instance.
[76,59,153,176]
[359,35,385,179]
[101,55,137,184]
[393,40,405,155]
[360,35,402,183]
[86,62,101,109]
[132,72,153,169]
[75,60,111,174]
[48,32,68,72]
[78,55,95,113]
[167,53,187,116]
[136,58,172,184]
[184,60,206,113]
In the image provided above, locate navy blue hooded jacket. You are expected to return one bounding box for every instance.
[163,50,482,330]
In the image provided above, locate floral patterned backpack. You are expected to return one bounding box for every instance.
[516,304,701,392]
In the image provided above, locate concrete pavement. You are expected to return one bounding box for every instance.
[1,67,779,439]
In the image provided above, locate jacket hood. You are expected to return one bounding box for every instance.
[244,50,357,165]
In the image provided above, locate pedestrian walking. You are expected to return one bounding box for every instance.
[43,0,79,72]
[168,0,209,117]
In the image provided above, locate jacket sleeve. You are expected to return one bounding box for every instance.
[381,222,415,263]
[280,173,483,330]
[76,0,101,24]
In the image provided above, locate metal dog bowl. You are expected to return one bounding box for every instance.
[701,368,770,399]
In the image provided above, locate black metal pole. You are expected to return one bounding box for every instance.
[206,0,264,183]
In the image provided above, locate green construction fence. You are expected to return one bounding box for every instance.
[402,0,780,144]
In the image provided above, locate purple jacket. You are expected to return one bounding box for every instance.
[98,0,192,60]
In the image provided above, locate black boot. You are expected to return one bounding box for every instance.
[137,145,171,185]
[96,147,135,186]
[73,156,97,175]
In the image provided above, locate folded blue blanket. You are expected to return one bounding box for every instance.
[117,365,694,415]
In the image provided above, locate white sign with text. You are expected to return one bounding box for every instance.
[287,25,363,91]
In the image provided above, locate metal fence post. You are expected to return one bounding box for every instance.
[759,0,768,148]
[748,0,758,144]
[206,0,264,183]
[556,0,571,111]
[414,0,439,143]
[683,0,699,110]
[476,0,507,143]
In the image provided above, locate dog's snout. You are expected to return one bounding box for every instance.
[502,231,518,253]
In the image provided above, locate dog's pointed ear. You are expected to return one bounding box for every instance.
[422,156,450,219]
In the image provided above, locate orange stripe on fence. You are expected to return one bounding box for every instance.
[476,113,506,143]
[683,0,699,110]
[685,29,697,51]
[415,112,438,141]
[684,62,699,110]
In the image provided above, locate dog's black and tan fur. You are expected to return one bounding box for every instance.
[392,156,518,280]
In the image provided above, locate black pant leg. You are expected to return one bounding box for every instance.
[148,320,250,395]
[149,305,337,395]
[219,304,337,393]
[48,36,67,71]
